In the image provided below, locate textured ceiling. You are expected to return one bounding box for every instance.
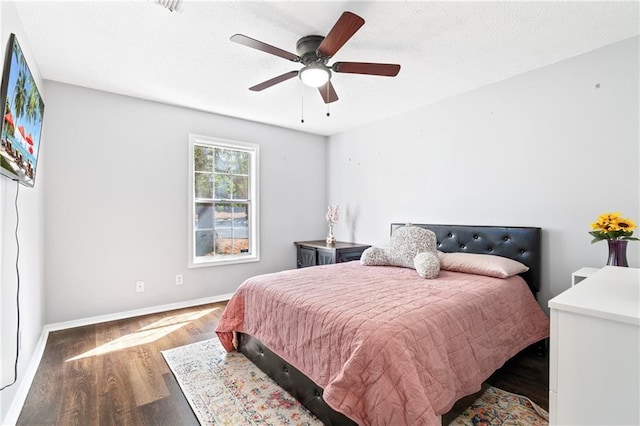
[13,1,640,136]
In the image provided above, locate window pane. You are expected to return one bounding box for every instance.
[214,148,231,173]
[195,230,214,256]
[194,173,213,199]
[214,203,231,233]
[194,145,213,171]
[195,202,213,229]
[233,203,249,252]
[215,148,249,174]
[232,175,249,200]
[214,203,232,254]
[212,203,249,255]
[235,151,249,174]
[214,174,232,199]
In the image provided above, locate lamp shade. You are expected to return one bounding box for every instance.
[299,65,330,88]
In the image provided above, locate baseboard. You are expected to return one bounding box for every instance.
[45,293,234,332]
[2,327,49,426]
[2,294,233,426]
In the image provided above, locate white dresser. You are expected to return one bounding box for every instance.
[548,266,640,425]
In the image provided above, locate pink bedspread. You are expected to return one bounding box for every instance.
[216,262,549,425]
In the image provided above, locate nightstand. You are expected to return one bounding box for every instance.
[571,267,600,286]
[294,241,370,268]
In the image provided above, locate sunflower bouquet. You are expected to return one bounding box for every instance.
[589,212,639,243]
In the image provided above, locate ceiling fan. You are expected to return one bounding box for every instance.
[231,11,401,104]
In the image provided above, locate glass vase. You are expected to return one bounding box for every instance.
[326,224,336,245]
[606,240,628,267]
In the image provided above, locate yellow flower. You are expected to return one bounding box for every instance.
[614,217,636,232]
[589,212,639,243]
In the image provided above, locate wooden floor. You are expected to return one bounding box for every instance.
[18,301,548,425]
[17,302,226,426]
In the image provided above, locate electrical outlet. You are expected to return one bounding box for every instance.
[176,274,183,285]
[136,280,145,292]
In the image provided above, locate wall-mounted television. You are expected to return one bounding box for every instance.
[0,33,44,187]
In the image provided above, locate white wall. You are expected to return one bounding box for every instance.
[327,36,639,312]
[43,82,327,323]
[0,2,46,422]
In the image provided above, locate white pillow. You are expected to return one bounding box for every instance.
[437,252,529,278]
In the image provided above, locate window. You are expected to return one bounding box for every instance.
[188,134,259,267]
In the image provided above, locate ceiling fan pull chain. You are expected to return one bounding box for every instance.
[300,93,305,123]
[326,85,331,117]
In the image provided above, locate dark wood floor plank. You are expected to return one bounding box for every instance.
[138,372,199,425]
[126,345,170,407]
[94,317,130,425]
[97,349,144,425]
[56,325,99,425]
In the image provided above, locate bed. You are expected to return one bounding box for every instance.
[216,224,549,425]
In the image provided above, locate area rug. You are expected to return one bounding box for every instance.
[162,338,549,426]
[448,386,548,426]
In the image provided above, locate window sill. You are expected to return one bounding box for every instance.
[189,254,260,268]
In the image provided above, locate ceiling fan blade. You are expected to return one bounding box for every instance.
[231,34,300,62]
[317,12,365,59]
[332,62,401,77]
[249,71,299,91]
[318,81,339,104]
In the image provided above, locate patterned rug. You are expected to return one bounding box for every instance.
[162,338,549,425]
[449,386,548,426]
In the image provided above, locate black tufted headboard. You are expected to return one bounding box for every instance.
[390,223,542,296]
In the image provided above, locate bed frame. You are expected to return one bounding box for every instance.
[238,224,542,425]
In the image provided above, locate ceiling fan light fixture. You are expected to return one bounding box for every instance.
[299,65,330,88]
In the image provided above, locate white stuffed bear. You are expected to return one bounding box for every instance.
[360,225,440,279]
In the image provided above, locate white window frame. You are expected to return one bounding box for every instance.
[188,134,260,267]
